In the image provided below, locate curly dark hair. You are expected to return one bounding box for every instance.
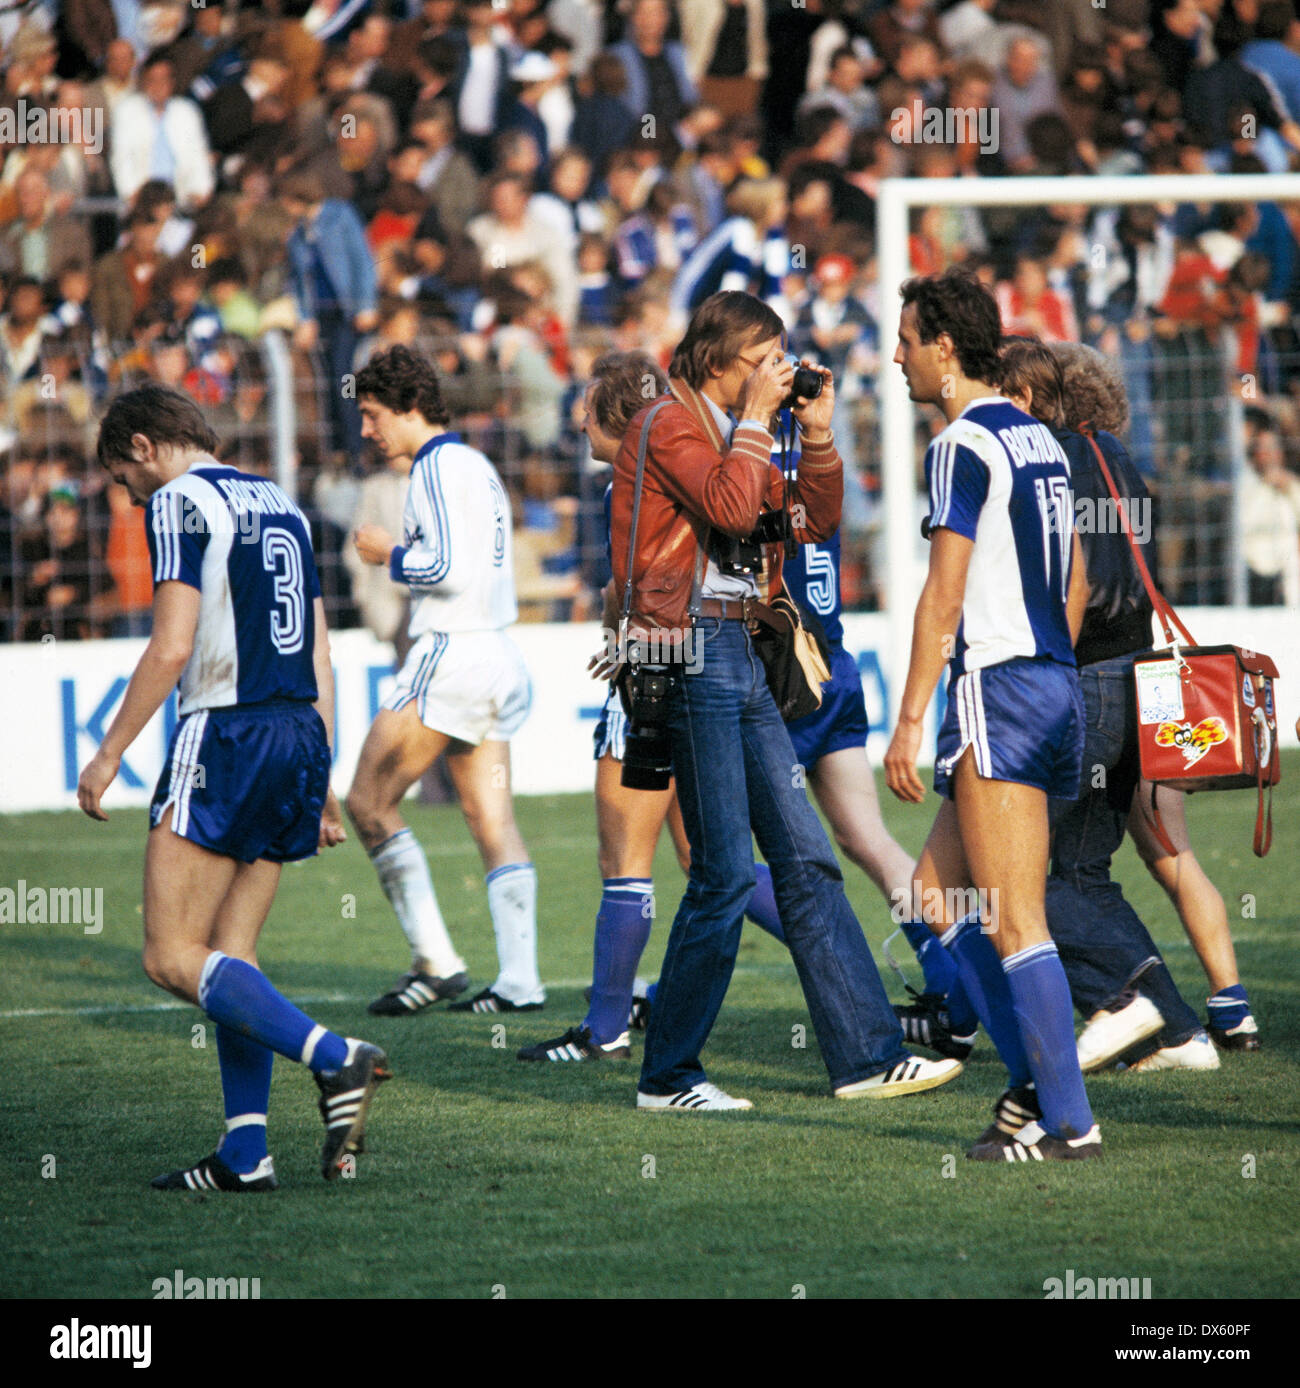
[353,344,450,426]
[97,384,218,466]
[899,269,1002,385]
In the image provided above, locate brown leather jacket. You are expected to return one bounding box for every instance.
[609,378,844,638]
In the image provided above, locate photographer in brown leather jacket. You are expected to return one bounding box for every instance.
[610,290,963,1112]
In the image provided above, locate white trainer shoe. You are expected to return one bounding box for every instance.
[1125,1032,1222,1072]
[1077,993,1164,1072]
[636,1081,753,1111]
[834,1055,963,1099]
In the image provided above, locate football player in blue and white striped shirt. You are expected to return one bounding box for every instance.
[885,272,1101,1162]
[78,385,390,1190]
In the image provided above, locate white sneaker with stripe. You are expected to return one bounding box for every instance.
[636,1081,753,1111]
[834,1054,963,1099]
[993,1121,1103,1162]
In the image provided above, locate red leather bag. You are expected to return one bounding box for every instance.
[1083,429,1280,857]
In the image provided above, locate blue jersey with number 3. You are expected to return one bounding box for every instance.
[925,397,1076,677]
[146,460,321,714]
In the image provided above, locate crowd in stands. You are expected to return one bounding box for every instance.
[4,0,1300,642]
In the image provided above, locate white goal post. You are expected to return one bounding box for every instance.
[874,171,1300,725]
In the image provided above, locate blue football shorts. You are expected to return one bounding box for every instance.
[150,699,331,863]
[786,642,870,769]
[934,657,1084,800]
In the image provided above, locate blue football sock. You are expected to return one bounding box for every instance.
[584,878,654,1043]
[215,1024,272,1173]
[198,952,348,1074]
[944,976,978,1038]
[899,916,958,997]
[1207,983,1251,1031]
[943,915,1032,1088]
[1004,941,1095,1140]
[744,862,786,943]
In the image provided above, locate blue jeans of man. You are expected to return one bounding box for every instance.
[638,618,909,1094]
[1046,655,1201,1048]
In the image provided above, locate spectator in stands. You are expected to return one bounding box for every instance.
[19,479,110,642]
[90,206,162,344]
[206,257,261,339]
[939,0,999,64]
[467,170,579,326]
[0,168,92,282]
[85,37,138,126]
[679,0,768,120]
[102,479,153,636]
[669,176,789,316]
[109,54,214,211]
[1240,1,1300,124]
[409,99,480,237]
[1242,426,1300,605]
[202,39,294,167]
[345,437,413,649]
[867,0,941,67]
[990,34,1060,171]
[607,0,698,132]
[503,49,559,172]
[570,52,637,175]
[997,253,1079,343]
[284,171,379,462]
[455,0,520,173]
[0,276,49,386]
[797,45,879,133]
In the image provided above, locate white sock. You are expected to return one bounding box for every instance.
[486,863,543,1004]
[371,829,466,978]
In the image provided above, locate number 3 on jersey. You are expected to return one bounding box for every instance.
[262,526,305,653]
[802,544,837,617]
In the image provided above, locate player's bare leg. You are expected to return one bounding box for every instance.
[810,746,916,904]
[595,752,676,879]
[346,705,452,852]
[141,825,389,1185]
[444,739,544,1010]
[346,705,468,1003]
[1129,782,1257,1048]
[950,750,1097,1149]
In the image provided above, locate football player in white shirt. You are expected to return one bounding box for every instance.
[348,346,545,1016]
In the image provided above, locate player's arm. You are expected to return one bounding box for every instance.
[885,528,974,804]
[1066,530,1088,647]
[311,594,346,848]
[355,458,471,594]
[77,581,199,821]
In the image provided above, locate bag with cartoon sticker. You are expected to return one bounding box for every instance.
[1083,428,1280,858]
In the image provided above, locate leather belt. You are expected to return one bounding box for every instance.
[696,596,779,629]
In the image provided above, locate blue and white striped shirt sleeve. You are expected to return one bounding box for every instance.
[389,452,461,591]
[927,439,989,542]
[146,489,207,589]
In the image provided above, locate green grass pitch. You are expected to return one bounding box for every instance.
[3,758,1297,1300]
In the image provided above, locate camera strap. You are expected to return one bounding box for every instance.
[620,398,673,659]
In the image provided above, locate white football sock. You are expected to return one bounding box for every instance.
[486,863,543,1004]
[371,829,466,978]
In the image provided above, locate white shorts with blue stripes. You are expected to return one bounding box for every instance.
[593,685,628,761]
[384,629,533,744]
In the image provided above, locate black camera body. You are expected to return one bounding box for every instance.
[619,662,678,791]
[782,353,825,410]
[709,507,789,577]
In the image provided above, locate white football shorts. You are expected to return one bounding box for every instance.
[384,630,533,744]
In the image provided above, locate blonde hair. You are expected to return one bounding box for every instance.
[726,178,784,225]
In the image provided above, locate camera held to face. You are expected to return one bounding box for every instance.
[781,353,825,410]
